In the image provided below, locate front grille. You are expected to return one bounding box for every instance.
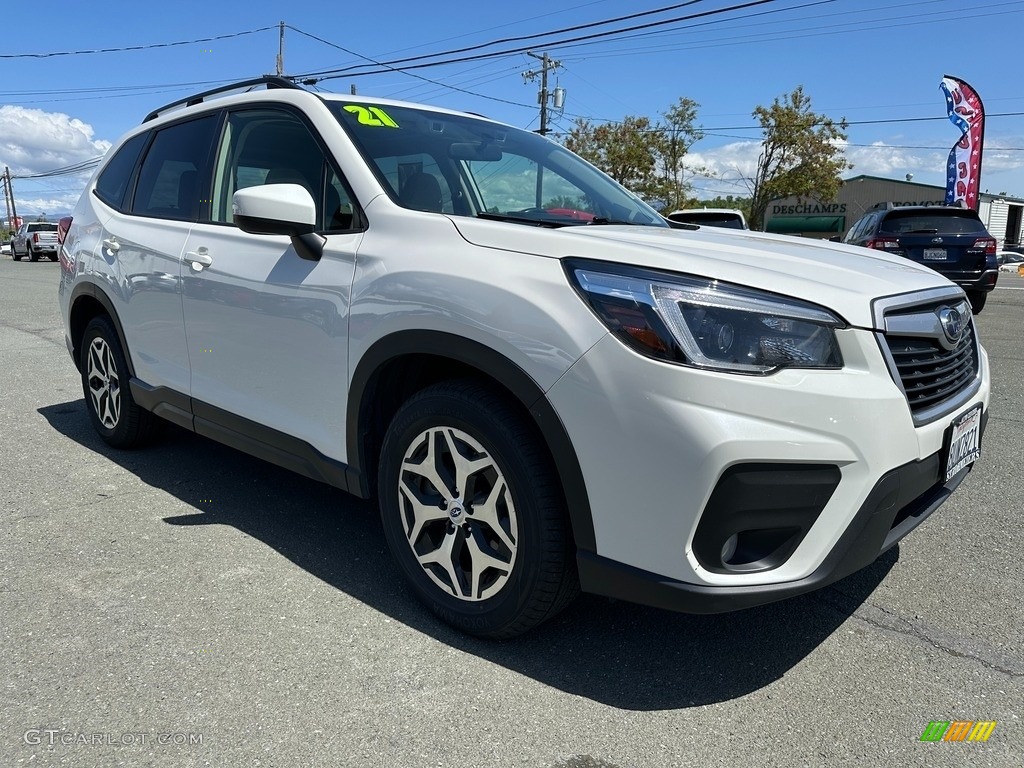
[884,323,977,415]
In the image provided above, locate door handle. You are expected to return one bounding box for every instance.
[102,237,120,253]
[184,249,213,272]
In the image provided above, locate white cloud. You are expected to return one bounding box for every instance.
[686,140,761,197]
[0,106,111,175]
[0,106,111,216]
[842,141,943,181]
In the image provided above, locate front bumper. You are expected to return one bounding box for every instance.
[546,321,990,600]
[575,430,981,613]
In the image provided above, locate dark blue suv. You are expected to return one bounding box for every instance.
[843,203,998,313]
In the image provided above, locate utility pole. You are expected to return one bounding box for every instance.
[522,52,564,136]
[3,167,17,233]
[276,21,285,76]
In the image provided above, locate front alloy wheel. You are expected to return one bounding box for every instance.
[378,381,578,638]
[398,426,518,601]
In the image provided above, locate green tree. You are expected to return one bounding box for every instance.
[564,115,662,200]
[652,97,706,212]
[746,86,850,230]
[562,99,706,211]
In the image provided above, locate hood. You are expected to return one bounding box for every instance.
[451,219,957,329]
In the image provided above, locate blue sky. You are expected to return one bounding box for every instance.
[3,0,1024,218]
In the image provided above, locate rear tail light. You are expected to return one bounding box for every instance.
[58,216,72,246]
[32,233,40,244]
[866,237,900,250]
[974,237,997,255]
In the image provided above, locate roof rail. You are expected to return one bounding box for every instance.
[143,76,305,123]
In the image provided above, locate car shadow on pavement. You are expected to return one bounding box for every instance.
[40,400,897,711]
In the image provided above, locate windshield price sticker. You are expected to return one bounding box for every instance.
[343,105,400,128]
[945,405,982,482]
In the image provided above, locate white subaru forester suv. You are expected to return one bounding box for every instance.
[58,77,988,638]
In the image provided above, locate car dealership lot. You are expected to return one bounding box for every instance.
[2,256,1022,767]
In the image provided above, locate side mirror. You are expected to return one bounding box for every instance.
[233,183,324,261]
[233,183,316,236]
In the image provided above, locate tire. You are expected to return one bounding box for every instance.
[378,380,579,639]
[968,291,987,314]
[12,244,21,261]
[28,245,39,262]
[48,254,58,262]
[80,316,160,448]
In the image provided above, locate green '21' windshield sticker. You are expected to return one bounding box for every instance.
[343,105,399,128]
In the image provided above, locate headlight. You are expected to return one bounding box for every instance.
[566,260,845,374]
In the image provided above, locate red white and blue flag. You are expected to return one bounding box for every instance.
[940,75,985,209]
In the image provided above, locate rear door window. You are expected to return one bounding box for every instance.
[95,132,149,211]
[130,115,219,221]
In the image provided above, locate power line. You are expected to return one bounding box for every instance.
[304,1,706,74]
[286,25,533,109]
[13,158,104,180]
[294,0,799,80]
[0,27,277,59]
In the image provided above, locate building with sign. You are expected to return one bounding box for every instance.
[764,174,1024,248]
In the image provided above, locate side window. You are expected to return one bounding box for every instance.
[130,115,218,221]
[211,108,358,231]
[95,132,148,211]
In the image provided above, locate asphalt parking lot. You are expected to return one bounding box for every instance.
[1,255,1021,768]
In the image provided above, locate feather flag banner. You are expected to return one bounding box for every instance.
[939,75,985,209]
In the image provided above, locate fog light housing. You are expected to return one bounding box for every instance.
[693,463,841,574]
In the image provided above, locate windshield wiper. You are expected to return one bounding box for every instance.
[589,217,643,226]
[475,212,569,228]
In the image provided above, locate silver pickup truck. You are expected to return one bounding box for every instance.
[12,221,59,262]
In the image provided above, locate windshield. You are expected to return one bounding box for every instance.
[329,101,666,228]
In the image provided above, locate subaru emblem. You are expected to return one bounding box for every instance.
[931,237,944,244]
[938,306,964,343]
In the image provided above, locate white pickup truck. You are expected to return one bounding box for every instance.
[12,221,59,261]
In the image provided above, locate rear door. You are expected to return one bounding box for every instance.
[97,114,220,394]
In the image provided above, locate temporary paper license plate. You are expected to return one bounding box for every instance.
[923,247,947,261]
[944,405,982,482]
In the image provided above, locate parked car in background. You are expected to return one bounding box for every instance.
[666,208,748,229]
[996,251,1024,274]
[12,221,59,262]
[843,203,998,313]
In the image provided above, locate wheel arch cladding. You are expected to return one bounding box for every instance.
[69,283,135,377]
[348,330,596,553]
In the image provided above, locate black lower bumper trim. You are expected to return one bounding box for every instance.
[577,447,976,615]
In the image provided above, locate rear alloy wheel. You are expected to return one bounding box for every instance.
[80,316,160,448]
[968,291,987,314]
[28,244,39,262]
[378,381,578,639]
